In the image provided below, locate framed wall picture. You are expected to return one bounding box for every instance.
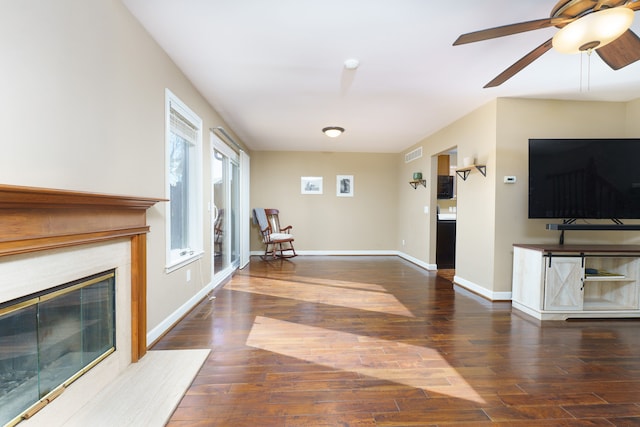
[337,175,354,197]
[301,176,323,194]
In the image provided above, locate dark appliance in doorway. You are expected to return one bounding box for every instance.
[436,219,456,268]
[437,175,454,199]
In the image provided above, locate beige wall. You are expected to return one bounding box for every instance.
[398,102,498,286]
[1,1,246,334]
[396,148,431,261]
[494,98,640,292]
[399,99,640,298]
[250,151,398,252]
[627,98,640,135]
[398,98,640,298]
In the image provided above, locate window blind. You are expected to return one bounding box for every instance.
[170,107,198,143]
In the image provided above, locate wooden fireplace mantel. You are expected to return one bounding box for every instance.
[0,184,166,362]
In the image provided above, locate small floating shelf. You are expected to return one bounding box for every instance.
[409,179,426,189]
[455,164,486,181]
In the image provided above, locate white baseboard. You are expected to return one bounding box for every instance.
[250,249,399,256]
[249,249,437,272]
[147,280,217,345]
[397,252,437,270]
[454,275,512,301]
[511,301,542,319]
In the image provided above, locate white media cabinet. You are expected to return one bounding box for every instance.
[512,244,640,320]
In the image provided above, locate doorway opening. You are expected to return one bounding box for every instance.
[434,148,457,280]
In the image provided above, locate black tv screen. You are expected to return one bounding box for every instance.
[529,138,640,219]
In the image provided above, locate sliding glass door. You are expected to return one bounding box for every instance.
[212,135,239,283]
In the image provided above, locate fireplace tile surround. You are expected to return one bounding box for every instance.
[1,241,131,426]
[0,184,163,425]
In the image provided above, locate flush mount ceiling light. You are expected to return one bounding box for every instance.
[344,58,360,70]
[322,126,345,138]
[552,7,635,54]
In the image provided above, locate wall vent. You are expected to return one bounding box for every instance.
[404,147,422,163]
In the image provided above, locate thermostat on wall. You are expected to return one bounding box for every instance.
[504,176,516,184]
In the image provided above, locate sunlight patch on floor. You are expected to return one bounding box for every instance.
[246,316,485,404]
[289,276,396,292]
[228,277,415,317]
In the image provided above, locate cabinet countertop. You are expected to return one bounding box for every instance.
[437,213,456,221]
[513,244,640,253]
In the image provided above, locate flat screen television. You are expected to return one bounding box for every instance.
[529,138,640,219]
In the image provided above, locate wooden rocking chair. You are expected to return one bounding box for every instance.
[253,208,297,259]
[213,208,224,257]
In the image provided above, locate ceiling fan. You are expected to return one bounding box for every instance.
[453,0,640,87]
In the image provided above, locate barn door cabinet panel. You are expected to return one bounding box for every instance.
[544,257,583,311]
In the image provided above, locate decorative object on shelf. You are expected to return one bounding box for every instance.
[413,172,422,180]
[322,126,344,138]
[337,175,354,197]
[456,164,486,180]
[301,176,323,194]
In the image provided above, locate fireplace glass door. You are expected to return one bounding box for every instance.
[0,271,115,426]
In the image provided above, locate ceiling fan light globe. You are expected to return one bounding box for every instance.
[552,7,634,54]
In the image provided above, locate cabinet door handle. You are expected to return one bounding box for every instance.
[580,277,584,291]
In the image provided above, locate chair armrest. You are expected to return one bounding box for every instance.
[280,225,293,233]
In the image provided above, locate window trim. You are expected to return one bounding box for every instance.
[164,89,203,272]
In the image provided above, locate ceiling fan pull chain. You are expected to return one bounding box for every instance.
[587,49,592,92]
[579,50,593,93]
[580,51,584,92]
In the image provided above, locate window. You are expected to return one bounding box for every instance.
[165,89,203,271]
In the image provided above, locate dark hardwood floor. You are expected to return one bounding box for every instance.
[154,256,640,426]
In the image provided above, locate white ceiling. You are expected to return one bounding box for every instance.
[122,0,640,153]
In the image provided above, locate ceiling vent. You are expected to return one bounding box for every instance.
[404,147,423,163]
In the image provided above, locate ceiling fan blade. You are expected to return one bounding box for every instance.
[595,0,628,9]
[627,0,640,11]
[596,30,640,69]
[453,18,570,45]
[484,39,553,88]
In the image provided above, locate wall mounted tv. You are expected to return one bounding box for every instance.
[529,138,640,219]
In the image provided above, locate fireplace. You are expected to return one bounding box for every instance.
[0,184,162,426]
[0,270,116,425]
